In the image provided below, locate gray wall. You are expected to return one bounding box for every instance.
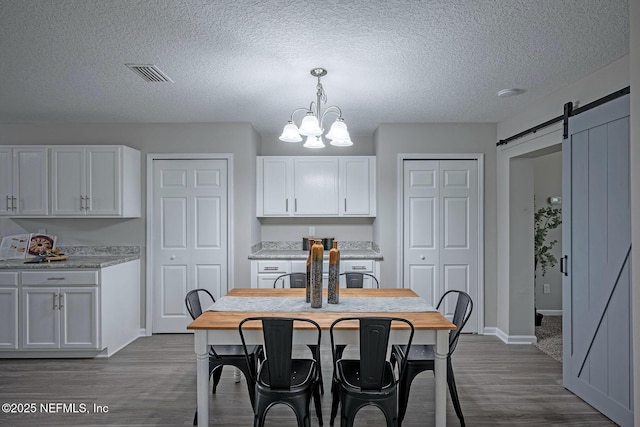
[0,122,260,329]
[373,123,498,327]
[533,151,562,311]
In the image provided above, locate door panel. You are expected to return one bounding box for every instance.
[563,94,632,427]
[153,159,228,332]
[403,159,479,332]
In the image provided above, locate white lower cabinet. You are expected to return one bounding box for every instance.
[22,286,98,349]
[0,272,19,349]
[0,260,140,358]
[252,259,378,288]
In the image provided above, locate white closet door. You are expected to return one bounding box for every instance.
[403,159,479,332]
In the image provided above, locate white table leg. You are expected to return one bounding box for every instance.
[434,329,449,427]
[195,330,209,427]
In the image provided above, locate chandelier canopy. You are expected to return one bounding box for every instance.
[279,68,352,148]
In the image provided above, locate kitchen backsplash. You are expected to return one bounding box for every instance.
[251,241,378,252]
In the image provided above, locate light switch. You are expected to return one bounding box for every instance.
[543,283,551,294]
[309,226,315,236]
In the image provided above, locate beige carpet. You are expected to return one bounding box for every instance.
[535,315,562,362]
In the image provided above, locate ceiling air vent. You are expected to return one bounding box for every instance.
[125,64,173,82]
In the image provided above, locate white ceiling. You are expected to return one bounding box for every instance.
[0,0,629,137]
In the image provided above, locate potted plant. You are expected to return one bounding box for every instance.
[534,200,562,326]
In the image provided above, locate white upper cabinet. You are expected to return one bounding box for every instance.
[0,147,48,216]
[51,145,140,217]
[339,157,376,216]
[293,157,339,215]
[257,156,375,217]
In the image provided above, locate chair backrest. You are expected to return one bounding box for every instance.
[239,317,322,389]
[273,273,307,288]
[436,290,473,354]
[185,289,215,320]
[339,272,380,288]
[330,316,414,391]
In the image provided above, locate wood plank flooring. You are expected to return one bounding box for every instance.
[0,334,615,426]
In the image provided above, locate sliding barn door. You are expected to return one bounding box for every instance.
[562,94,632,426]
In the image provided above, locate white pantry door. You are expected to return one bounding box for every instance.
[403,159,479,332]
[152,159,228,333]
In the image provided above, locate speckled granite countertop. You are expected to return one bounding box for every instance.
[249,241,382,261]
[0,246,140,269]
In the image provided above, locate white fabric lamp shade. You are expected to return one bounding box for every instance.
[279,121,302,142]
[298,113,322,136]
[303,135,325,149]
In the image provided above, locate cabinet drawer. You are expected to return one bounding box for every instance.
[21,271,99,286]
[257,261,289,274]
[341,260,374,273]
[0,272,19,286]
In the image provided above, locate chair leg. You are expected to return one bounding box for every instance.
[313,382,324,426]
[329,380,340,426]
[447,361,465,427]
[193,409,198,425]
[211,366,223,394]
[397,366,421,425]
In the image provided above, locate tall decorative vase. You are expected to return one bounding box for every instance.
[328,241,340,304]
[310,239,324,308]
[305,244,312,303]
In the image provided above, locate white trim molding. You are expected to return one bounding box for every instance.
[484,327,537,345]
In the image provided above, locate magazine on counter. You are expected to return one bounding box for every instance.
[0,233,57,260]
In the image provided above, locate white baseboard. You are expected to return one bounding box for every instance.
[483,327,537,344]
[537,310,562,316]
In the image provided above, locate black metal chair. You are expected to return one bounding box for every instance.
[273,272,325,394]
[273,272,307,288]
[390,290,473,426]
[185,289,261,425]
[329,316,414,427]
[239,317,323,427]
[339,272,380,288]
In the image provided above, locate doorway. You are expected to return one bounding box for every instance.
[146,154,232,333]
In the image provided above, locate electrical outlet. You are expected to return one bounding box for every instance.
[309,226,315,236]
[543,283,551,294]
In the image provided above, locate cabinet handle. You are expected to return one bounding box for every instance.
[286,199,289,212]
[294,198,297,212]
[85,196,90,210]
[344,198,347,211]
[59,293,64,310]
[80,196,84,210]
[12,196,17,211]
[352,266,367,270]
[5,196,10,211]
[560,255,568,276]
[47,277,66,280]
[53,293,58,310]
[263,266,279,271]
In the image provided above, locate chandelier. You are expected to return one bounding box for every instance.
[279,68,352,148]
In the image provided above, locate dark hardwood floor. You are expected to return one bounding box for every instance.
[0,334,615,426]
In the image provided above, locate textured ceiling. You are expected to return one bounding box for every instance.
[0,0,629,136]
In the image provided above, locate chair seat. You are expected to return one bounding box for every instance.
[336,359,396,393]
[392,344,436,362]
[257,359,316,389]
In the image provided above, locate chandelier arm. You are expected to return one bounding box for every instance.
[319,105,343,129]
[289,107,312,123]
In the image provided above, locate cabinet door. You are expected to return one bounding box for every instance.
[60,287,99,349]
[86,146,121,216]
[340,157,374,216]
[51,146,85,215]
[0,287,18,349]
[14,147,49,216]
[257,274,282,289]
[0,148,13,216]
[293,157,339,215]
[22,287,60,348]
[260,157,291,216]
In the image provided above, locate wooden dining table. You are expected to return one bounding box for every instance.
[187,287,455,427]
